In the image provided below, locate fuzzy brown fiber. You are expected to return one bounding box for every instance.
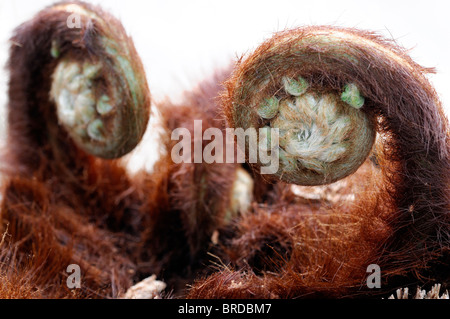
[189,26,450,298]
[1,3,449,299]
[0,2,238,295]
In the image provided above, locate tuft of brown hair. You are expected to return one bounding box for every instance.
[1,0,151,298]
[188,26,450,298]
[1,5,448,300]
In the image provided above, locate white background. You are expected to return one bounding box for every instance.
[0,0,449,171]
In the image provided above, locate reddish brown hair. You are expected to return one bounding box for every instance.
[1,4,448,299]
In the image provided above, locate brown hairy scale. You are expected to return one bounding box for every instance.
[190,26,450,298]
[0,1,448,299]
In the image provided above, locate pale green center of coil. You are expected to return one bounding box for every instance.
[256,76,372,182]
[50,60,118,152]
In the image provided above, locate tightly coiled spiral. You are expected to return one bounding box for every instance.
[7,1,150,170]
[1,1,152,298]
[215,26,450,296]
[224,29,383,185]
[257,76,374,185]
[1,2,449,299]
